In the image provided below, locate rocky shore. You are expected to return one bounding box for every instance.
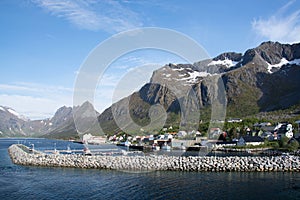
[8,144,300,172]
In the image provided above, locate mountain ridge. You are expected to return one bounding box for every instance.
[0,101,100,139]
[1,41,300,138]
[98,41,300,135]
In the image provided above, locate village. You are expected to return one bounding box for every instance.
[81,119,300,155]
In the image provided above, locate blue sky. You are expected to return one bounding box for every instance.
[0,0,300,119]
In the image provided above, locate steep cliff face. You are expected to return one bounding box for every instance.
[98,41,300,135]
[3,41,299,137]
[223,41,300,115]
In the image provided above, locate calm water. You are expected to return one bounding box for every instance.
[1,138,300,200]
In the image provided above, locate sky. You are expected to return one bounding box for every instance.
[0,0,300,119]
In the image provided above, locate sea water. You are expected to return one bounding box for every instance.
[1,138,300,200]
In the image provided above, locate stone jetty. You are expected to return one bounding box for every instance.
[8,144,300,172]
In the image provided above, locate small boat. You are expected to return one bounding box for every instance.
[117,142,144,151]
[29,144,34,152]
[186,146,202,151]
[72,140,84,144]
[121,150,128,155]
[162,142,171,151]
[53,143,59,154]
[129,145,144,150]
[83,147,92,156]
[53,149,60,155]
[152,144,160,150]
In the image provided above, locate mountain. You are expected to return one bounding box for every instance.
[223,41,300,115]
[0,101,100,139]
[2,41,300,138]
[44,101,100,139]
[0,106,30,137]
[98,41,300,135]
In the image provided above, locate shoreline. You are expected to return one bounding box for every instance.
[8,144,300,172]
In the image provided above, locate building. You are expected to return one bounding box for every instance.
[237,136,264,146]
[227,118,243,123]
[82,133,106,144]
[171,139,195,149]
[274,123,293,139]
[177,131,187,138]
[214,141,237,149]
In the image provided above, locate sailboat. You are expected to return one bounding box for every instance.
[66,145,72,154]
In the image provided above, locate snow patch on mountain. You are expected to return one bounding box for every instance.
[208,58,238,68]
[0,106,5,111]
[267,58,300,73]
[7,108,20,117]
[172,67,185,71]
[177,71,216,83]
[7,108,29,121]
[162,73,171,78]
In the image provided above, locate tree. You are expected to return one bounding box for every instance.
[279,136,289,148]
[198,122,209,134]
[228,128,238,140]
[287,139,299,152]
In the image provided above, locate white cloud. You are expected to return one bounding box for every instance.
[252,1,300,43]
[32,0,142,32]
[0,94,60,119]
[0,82,73,119]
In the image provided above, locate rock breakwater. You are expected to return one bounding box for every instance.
[8,144,300,172]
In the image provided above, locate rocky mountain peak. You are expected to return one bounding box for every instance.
[213,52,243,62]
[51,105,73,124]
[98,41,300,135]
[243,41,300,65]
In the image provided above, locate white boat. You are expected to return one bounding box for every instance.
[53,149,60,155]
[162,142,171,150]
[53,143,59,154]
[83,147,92,156]
[124,140,131,147]
[121,150,128,155]
[152,144,160,150]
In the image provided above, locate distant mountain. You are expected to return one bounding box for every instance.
[44,101,100,139]
[0,106,30,137]
[0,101,100,139]
[98,41,300,135]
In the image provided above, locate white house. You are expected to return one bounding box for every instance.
[82,133,106,144]
[274,123,293,139]
[237,136,264,146]
[177,131,187,138]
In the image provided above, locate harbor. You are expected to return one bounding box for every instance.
[8,144,300,172]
